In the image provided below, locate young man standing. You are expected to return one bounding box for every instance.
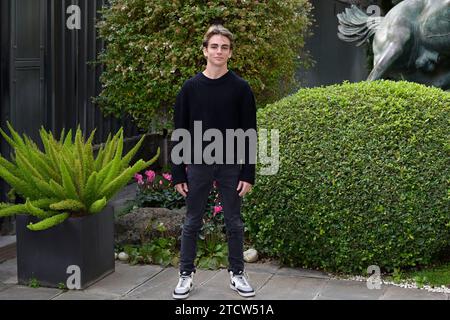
[171,25,257,299]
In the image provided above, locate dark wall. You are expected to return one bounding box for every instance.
[0,1,149,230]
[1,0,142,146]
[0,1,10,130]
[48,0,140,144]
[0,1,10,234]
[0,2,144,151]
[298,0,369,87]
[9,0,47,147]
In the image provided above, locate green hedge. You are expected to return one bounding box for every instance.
[95,0,312,131]
[242,80,450,273]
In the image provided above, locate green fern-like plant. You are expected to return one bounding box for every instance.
[0,121,160,231]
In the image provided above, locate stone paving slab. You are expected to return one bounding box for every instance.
[0,235,16,248]
[0,258,17,284]
[244,262,281,275]
[1,258,449,300]
[315,279,387,300]
[172,269,240,300]
[0,283,10,293]
[82,261,164,298]
[0,285,61,300]
[188,269,272,300]
[255,275,328,300]
[379,285,448,300]
[275,267,330,279]
[122,267,220,300]
[52,290,119,300]
[188,286,242,300]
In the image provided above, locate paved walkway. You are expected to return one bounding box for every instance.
[0,257,448,300]
[1,184,448,300]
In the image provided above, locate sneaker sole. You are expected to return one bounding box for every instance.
[172,291,189,299]
[172,285,194,300]
[229,283,256,297]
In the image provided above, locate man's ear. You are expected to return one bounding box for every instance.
[203,46,208,57]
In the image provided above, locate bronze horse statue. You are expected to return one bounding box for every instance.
[337,0,450,90]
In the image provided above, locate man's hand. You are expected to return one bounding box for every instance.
[237,181,252,197]
[175,182,189,197]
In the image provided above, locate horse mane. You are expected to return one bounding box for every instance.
[337,5,384,46]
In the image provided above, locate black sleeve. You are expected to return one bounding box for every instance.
[171,82,190,185]
[238,82,257,185]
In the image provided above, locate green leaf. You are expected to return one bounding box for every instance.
[89,197,107,214]
[25,198,53,219]
[50,199,85,212]
[59,159,78,200]
[27,212,70,231]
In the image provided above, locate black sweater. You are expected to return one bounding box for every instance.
[170,70,257,185]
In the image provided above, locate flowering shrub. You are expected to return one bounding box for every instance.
[125,171,226,222]
[194,181,229,269]
[201,181,225,241]
[130,170,184,210]
[133,171,226,240]
[122,174,229,270]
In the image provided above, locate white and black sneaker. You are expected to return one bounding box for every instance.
[172,271,194,299]
[229,270,255,297]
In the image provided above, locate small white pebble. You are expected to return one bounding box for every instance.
[118,252,129,261]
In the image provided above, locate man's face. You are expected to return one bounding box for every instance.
[203,34,232,67]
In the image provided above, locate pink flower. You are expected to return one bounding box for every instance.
[134,173,144,185]
[213,205,223,216]
[159,180,163,185]
[213,180,218,188]
[145,170,156,183]
[162,173,172,181]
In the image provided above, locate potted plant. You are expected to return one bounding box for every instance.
[0,122,159,289]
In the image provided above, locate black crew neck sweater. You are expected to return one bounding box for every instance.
[170,70,257,185]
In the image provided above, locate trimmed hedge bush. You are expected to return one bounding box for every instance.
[242,80,450,273]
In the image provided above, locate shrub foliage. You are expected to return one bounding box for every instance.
[243,80,450,273]
[95,0,312,131]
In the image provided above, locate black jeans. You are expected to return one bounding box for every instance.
[179,164,244,274]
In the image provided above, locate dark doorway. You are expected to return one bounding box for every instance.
[0,1,143,234]
[10,0,48,143]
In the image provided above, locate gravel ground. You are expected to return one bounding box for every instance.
[330,274,450,294]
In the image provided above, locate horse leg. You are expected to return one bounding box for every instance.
[434,71,450,91]
[367,42,405,81]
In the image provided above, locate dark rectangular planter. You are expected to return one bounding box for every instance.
[16,205,115,289]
